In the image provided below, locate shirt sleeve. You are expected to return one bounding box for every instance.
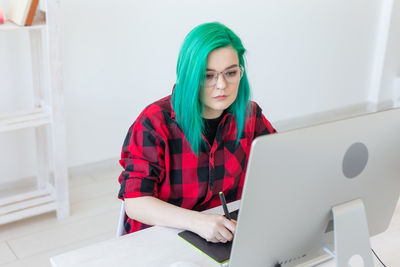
[253,102,277,138]
[118,114,166,200]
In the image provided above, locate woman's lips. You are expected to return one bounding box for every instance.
[214,95,227,101]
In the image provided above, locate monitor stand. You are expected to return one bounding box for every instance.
[323,198,374,267]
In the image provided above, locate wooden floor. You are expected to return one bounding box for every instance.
[0,166,122,267]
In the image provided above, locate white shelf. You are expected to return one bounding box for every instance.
[0,186,57,225]
[0,107,52,133]
[0,19,46,32]
[1,0,70,224]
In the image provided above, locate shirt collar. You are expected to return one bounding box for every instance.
[170,85,177,120]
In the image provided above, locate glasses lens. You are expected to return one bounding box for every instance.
[205,72,217,87]
[205,66,243,88]
[223,67,241,83]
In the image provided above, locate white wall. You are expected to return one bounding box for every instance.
[377,0,400,104]
[0,0,399,184]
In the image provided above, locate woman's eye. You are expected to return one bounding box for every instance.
[206,74,215,80]
[226,70,237,77]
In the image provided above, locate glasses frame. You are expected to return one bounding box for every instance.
[205,65,244,88]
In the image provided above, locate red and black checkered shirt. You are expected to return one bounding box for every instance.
[118,94,276,233]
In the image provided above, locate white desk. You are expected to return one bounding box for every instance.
[50,200,400,267]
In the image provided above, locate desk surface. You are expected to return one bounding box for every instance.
[50,200,400,267]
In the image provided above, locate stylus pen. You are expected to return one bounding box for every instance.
[219,192,232,220]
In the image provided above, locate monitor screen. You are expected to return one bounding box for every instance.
[230,108,400,267]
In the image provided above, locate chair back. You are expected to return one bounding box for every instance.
[116,201,126,237]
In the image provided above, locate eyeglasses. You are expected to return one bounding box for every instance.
[204,65,244,88]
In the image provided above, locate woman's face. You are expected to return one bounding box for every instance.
[200,46,241,119]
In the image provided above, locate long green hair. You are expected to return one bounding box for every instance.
[172,22,251,154]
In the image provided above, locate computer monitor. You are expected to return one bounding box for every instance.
[229,108,400,267]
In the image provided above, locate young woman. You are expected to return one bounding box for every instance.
[118,22,276,243]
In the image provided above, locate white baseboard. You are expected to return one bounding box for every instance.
[67,157,120,178]
[0,157,120,191]
[272,101,394,132]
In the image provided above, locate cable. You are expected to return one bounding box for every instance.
[372,248,387,267]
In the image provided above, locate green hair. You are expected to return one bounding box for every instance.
[172,22,251,154]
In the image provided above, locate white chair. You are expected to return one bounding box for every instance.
[116,201,126,237]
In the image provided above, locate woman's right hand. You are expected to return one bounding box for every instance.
[192,213,236,243]
[125,196,236,243]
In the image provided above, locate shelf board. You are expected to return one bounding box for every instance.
[0,107,52,133]
[0,19,46,32]
[0,187,57,225]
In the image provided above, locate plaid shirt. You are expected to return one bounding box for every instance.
[118,94,276,233]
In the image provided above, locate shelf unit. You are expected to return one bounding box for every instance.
[0,19,46,31]
[0,0,69,224]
